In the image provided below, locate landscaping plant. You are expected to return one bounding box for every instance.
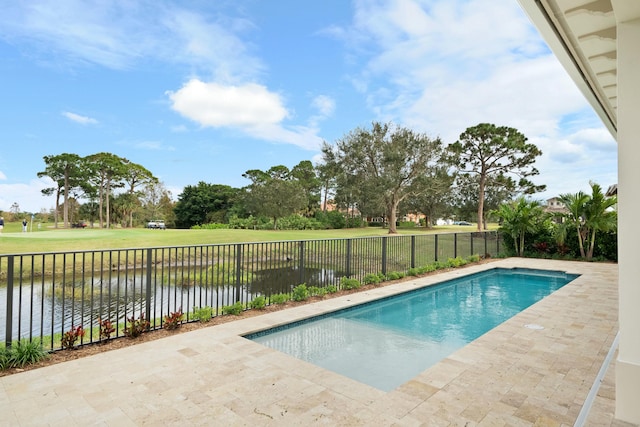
[98,318,116,340]
[123,313,150,338]
[163,310,185,330]
[192,306,214,323]
[61,326,85,349]
[221,302,244,315]
[270,293,290,304]
[249,296,267,309]
[291,284,309,301]
[340,277,361,290]
[6,340,49,368]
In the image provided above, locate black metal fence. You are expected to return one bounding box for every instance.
[1,231,502,350]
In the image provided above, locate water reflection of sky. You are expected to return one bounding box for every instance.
[249,268,578,391]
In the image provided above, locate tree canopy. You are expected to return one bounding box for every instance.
[242,165,308,229]
[37,153,85,228]
[174,182,240,228]
[322,122,444,233]
[38,152,157,228]
[559,182,617,260]
[447,123,545,231]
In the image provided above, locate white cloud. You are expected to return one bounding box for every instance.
[170,125,188,133]
[308,95,336,129]
[329,0,616,200]
[0,177,56,213]
[312,95,336,117]
[0,171,6,180]
[161,10,263,82]
[167,79,324,151]
[568,128,616,152]
[62,111,98,125]
[168,79,288,128]
[134,141,176,151]
[0,2,263,79]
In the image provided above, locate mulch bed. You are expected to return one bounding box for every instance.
[1,258,499,377]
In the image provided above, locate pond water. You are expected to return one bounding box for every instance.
[1,266,342,341]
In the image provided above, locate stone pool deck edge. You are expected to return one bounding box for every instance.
[0,258,633,426]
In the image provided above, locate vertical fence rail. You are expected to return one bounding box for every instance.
[5,256,13,347]
[1,231,501,351]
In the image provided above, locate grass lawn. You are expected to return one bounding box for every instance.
[0,222,497,255]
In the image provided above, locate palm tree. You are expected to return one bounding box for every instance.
[558,191,590,259]
[559,182,617,260]
[494,197,547,256]
[583,183,617,260]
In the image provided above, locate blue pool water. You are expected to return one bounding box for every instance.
[245,268,579,391]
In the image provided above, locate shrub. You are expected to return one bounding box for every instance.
[249,296,267,309]
[191,223,229,230]
[327,211,347,229]
[163,310,185,330]
[124,314,150,338]
[222,302,244,315]
[0,346,10,370]
[434,261,449,270]
[363,273,382,285]
[386,271,405,280]
[398,221,416,228]
[192,306,214,322]
[270,293,290,304]
[277,215,324,230]
[408,267,420,276]
[292,284,309,301]
[61,325,85,349]
[446,257,467,268]
[340,277,361,290]
[467,254,481,263]
[345,217,366,228]
[326,285,338,294]
[307,286,328,297]
[417,264,437,274]
[9,340,48,367]
[98,318,115,340]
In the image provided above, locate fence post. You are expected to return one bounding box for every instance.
[381,236,388,275]
[484,232,488,256]
[298,241,305,284]
[470,232,474,256]
[434,235,439,262]
[410,235,416,269]
[346,239,352,277]
[145,249,152,322]
[5,255,14,348]
[235,244,243,303]
[454,233,458,258]
[496,231,500,254]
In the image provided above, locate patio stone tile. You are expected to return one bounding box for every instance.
[2,259,635,426]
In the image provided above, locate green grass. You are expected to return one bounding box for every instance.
[0,223,497,255]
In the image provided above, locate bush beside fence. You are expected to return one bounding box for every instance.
[1,231,501,351]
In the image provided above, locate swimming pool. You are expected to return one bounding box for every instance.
[245,268,579,391]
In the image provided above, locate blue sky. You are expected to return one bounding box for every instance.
[0,0,617,213]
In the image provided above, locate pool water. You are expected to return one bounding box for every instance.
[245,268,579,391]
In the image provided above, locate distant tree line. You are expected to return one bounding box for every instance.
[25,122,546,231]
[174,122,545,232]
[36,152,173,229]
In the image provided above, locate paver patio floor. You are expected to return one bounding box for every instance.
[1,258,636,426]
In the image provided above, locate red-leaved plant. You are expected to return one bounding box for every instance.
[61,325,85,350]
[98,318,116,341]
[163,310,184,330]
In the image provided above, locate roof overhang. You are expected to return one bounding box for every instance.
[517,0,640,140]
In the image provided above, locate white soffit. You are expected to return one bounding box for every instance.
[518,0,619,138]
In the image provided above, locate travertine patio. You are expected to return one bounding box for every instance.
[1,258,636,426]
